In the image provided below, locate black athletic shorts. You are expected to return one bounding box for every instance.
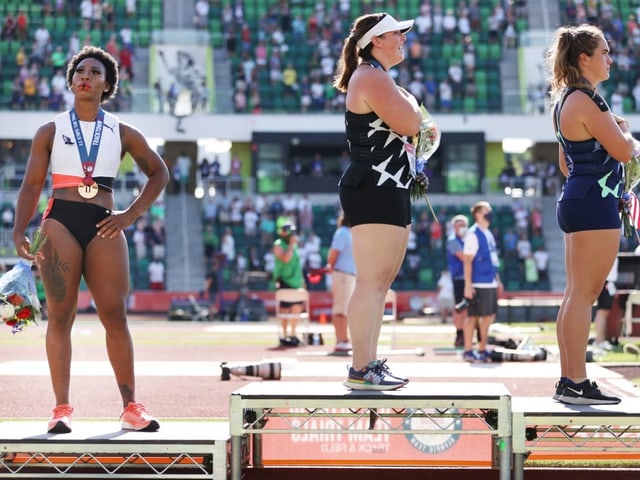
[468,287,498,317]
[339,171,411,227]
[596,284,614,310]
[453,278,465,304]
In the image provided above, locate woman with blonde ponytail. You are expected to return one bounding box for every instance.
[547,24,634,405]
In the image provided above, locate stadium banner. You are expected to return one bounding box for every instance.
[259,410,492,466]
[150,44,212,115]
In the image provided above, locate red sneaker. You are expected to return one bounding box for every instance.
[120,402,160,431]
[47,404,73,434]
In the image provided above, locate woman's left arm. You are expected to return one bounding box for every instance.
[116,122,169,226]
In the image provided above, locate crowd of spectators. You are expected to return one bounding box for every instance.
[1,1,137,112]
[0,1,536,115]
[200,192,325,289]
[498,158,561,197]
[9,2,640,116]
[217,0,529,114]
[199,190,553,293]
[561,0,640,114]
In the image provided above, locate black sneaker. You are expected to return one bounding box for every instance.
[556,379,621,405]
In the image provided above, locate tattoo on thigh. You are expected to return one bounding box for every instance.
[41,249,70,303]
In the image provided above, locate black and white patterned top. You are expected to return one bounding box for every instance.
[339,110,412,190]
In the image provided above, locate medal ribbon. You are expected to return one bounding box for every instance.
[366,57,385,71]
[69,108,105,186]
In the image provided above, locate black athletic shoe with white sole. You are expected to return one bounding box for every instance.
[556,379,621,405]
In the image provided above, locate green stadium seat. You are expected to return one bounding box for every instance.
[475,44,489,61]
[488,44,502,61]
[506,280,521,291]
[0,41,10,57]
[418,268,434,288]
[463,96,476,113]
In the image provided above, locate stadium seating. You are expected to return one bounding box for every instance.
[213,0,507,114]
[0,0,163,109]
[206,199,550,293]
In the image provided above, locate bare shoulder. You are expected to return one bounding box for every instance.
[563,88,605,115]
[33,121,56,148]
[351,67,398,98]
[118,120,147,147]
[35,120,56,137]
[119,120,143,138]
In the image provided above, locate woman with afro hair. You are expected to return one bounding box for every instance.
[12,46,169,433]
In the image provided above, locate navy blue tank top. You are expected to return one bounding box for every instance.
[554,87,623,201]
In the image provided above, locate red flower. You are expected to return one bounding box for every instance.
[5,319,17,327]
[7,293,24,305]
[16,307,32,320]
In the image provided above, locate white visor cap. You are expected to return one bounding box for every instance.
[356,14,414,50]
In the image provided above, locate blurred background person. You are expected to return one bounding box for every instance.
[462,202,502,363]
[446,214,469,347]
[326,212,355,354]
[436,268,454,325]
[273,222,305,344]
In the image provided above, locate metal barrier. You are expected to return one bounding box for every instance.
[512,397,640,480]
[0,421,231,479]
[229,381,512,480]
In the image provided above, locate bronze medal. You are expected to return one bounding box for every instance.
[78,181,99,199]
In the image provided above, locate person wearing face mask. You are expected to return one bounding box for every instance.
[446,214,469,347]
[461,201,502,363]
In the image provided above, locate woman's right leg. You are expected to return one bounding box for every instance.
[560,229,619,382]
[348,223,408,371]
[39,218,83,406]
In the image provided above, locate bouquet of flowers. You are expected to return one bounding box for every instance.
[621,140,640,238]
[405,104,441,220]
[0,228,47,334]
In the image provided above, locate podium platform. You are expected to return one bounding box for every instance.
[229,381,512,480]
[0,421,230,479]
[512,397,640,480]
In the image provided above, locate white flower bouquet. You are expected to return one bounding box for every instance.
[404,105,441,220]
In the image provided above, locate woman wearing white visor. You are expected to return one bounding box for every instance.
[333,13,422,390]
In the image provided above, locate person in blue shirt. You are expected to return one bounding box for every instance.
[548,24,633,405]
[462,202,502,363]
[326,212,355,354]
[446,214,469,347]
